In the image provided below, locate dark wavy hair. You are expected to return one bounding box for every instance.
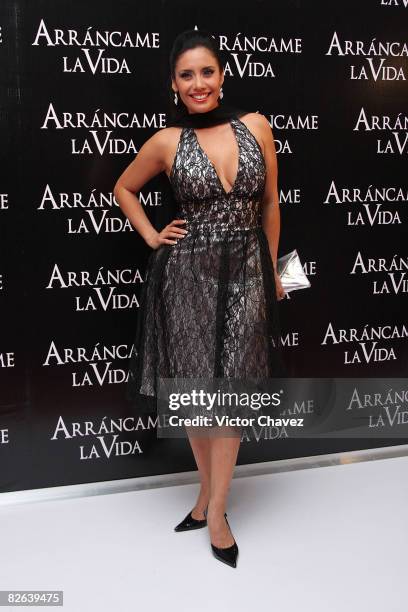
[167,29,225,123]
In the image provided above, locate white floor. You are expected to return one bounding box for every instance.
[1,449,407,612]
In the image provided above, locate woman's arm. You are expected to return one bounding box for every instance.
[113,130,168,247]
[257,114,280,272]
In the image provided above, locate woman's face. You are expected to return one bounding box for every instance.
[172,46,224,113]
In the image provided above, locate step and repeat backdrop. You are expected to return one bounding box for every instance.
[0,0,407,493]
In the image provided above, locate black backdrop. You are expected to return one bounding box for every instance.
[1,0,407,493]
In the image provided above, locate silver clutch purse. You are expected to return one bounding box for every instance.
[277,249,311,295]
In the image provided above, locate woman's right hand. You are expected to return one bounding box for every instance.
[146,219,188,250]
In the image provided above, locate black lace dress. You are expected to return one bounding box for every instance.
[126,116,286,413]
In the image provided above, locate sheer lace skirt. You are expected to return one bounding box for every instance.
[126,226,286,413]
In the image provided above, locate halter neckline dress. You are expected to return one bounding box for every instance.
[126,116,286,412]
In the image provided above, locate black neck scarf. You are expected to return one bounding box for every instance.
[167,101,250,129]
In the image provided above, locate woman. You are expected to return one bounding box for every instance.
[114,29,286,568]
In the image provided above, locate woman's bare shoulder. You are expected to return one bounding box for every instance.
[153,126,183,149]
[239,112,270,131]
[153,127,183,177]
[141,126,179,147]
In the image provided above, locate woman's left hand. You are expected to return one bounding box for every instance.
[274,270,286,301]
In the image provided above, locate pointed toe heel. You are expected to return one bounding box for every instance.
[174,508,208,532]
[210,512,239,568]
[211,541,239,568]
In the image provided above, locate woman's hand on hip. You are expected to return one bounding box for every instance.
[146,219,188,250]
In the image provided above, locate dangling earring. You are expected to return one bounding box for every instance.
[219,87,224,100]
[174,91,178,105]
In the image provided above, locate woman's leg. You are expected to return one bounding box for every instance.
[185,427,211,520]
[207,427,241,547]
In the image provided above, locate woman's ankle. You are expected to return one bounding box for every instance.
[194,485,210,512]
[207,499,226,518]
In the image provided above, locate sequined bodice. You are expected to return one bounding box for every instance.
[169,117,266,233]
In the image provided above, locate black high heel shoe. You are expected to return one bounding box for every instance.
[210,512,239,568]
[174,507,208,532]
